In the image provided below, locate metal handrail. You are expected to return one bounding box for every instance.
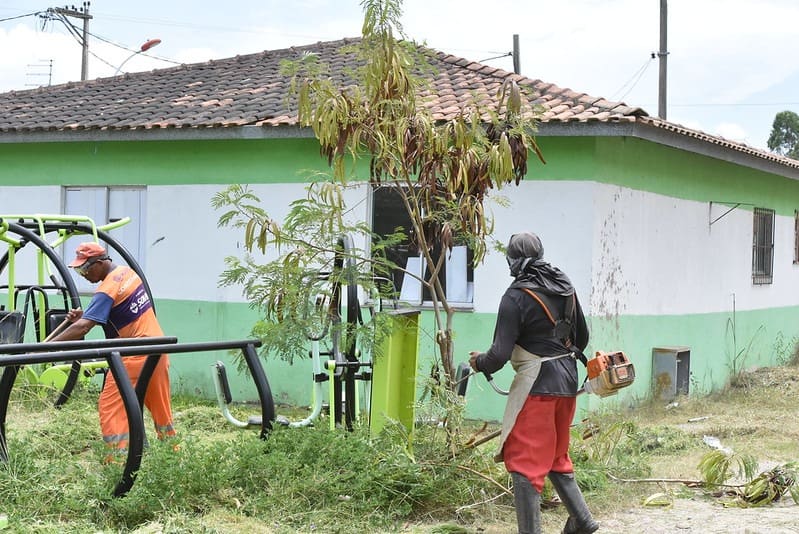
[0,338,273,497]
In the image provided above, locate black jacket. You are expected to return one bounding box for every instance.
[475,287,589,396]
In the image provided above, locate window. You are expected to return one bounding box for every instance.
[371,186,473,305]
[62,186,146,292]
[752,207,774,285]
[794,210,799,264]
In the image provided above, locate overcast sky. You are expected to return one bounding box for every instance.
[1,0,797,151]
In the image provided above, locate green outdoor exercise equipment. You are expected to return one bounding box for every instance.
[0,214,150,404]
[212,234,421,441]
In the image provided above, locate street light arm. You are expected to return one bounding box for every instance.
[114,38,162,76]
[114,52,141,76]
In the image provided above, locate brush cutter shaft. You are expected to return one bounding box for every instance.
[43,317,72,342]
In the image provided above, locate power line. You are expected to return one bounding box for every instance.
[84,28,181,65]
[92,12,262,35]
[54,13,181,71]
[610,56,655,102]
[480,52,512,63]
[0,11,41,23]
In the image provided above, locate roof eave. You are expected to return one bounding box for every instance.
[2,120,798,181]
[0,124,313,144]
[536,120,799,181]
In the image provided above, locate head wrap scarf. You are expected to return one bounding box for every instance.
[506,232,574,296]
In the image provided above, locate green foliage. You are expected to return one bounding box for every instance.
[724,318,765,388]
[621,425,692,456]
[767,110,799,159]
[213,0,542,393]
[698,449,758,487]
[698,451,799,507]
[212,182,389,366]
[772,331,799,366]
[1,390,513,533]
[566,416,657,489]
[742,464,798,506]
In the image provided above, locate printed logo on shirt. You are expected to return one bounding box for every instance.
[129,289,151,315]
[118,271,135,296]
[109,285,153,332]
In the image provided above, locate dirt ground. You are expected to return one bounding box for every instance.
[462,364,799,534]
[597,496,798,533]
[598,365,799,534]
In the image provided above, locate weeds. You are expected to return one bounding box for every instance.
[3,365,798,532]
[1,385,509,533]
[697,449,799,507]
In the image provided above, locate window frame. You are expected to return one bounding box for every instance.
[61,186,147,293]
[370,185,474,307]
[752,207,774,285]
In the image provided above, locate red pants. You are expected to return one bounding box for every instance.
[99,354,176,450]
[503,395,576,493]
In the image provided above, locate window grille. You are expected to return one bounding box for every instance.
[752,207,774,285]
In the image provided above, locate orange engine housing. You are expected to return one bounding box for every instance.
[584,350,635,397]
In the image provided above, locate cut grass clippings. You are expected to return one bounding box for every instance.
[1,364,798,532]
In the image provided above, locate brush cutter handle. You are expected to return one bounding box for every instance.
[43,316,72,342]
[483,372,509,396]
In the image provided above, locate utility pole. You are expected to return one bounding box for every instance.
[658,0,668,119]
[49,2,92,81]
[512,34,520,75]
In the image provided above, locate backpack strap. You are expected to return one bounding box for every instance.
[520,288,557,325]
[520,288,575,328]
[520,288,587,367]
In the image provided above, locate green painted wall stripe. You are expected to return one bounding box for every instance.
[2,136,797,217]
[535,136,799,216]
[0,138,332,186]
[155,297,799,421]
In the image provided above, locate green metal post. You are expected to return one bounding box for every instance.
[6,246,14,311]
[326,359,336,431]
[369,309,420,446]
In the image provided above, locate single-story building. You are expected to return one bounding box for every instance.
[1,37,798,421]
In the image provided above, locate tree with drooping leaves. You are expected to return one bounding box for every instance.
[214,0,542,401]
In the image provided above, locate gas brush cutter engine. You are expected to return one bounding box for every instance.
[582,350,635,397]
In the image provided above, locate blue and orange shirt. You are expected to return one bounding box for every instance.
[82,265,163,339]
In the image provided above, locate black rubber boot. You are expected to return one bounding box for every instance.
[548,471,599,534]
[511,472,542,534]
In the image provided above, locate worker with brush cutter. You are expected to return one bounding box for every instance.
[469,232,598,534]
[51,242,176,461]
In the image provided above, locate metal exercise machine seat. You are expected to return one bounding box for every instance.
[0,311,25,345]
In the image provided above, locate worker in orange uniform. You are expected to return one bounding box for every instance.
[51,242,176,456]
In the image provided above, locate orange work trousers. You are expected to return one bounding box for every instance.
[98,353,176,450]
[503,394,576,493]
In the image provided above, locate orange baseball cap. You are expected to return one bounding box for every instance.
[68,242,107,267]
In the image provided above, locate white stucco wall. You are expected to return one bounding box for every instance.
[472,180,595,314]
[590,184,799,317]
[4,182,798,317]
[146,183,370,302]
